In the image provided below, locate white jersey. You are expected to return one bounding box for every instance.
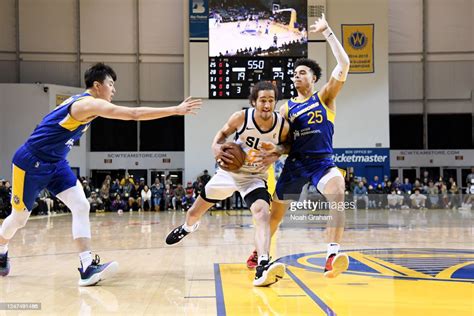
[234,108,285,177]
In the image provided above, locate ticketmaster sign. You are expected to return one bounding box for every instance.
[332,148,390,180]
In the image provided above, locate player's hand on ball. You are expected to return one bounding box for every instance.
[176,96,202,115]
[309,13,329,33]
[215,143,235,168]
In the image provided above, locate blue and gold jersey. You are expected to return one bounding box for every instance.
[285,91,335,156]
[24,92,93,162]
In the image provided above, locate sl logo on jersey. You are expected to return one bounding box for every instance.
[13,195,20,205]
[245,136,260,149]
[349,31,367,50]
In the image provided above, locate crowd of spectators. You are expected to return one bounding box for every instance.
[1,168,472,218]
[348,170,474,211]
[218,38,307,57]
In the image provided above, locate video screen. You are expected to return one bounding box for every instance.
[209,0,308,57]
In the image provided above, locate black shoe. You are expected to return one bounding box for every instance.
[165,223,198,245]
[253,260,285,287]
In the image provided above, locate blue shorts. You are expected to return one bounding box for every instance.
[275,156,336,200]
[10,145,77,211]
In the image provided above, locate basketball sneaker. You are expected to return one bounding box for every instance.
[0,252,10,276]
[78,254,118,287]
[253,260,285,287]
[246,250,258,269]
[165,223,199,245]
[323,253,349,278]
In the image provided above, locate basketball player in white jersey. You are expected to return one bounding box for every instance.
[166,81,290,287]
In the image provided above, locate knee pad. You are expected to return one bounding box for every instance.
[56,182,91,239]
[0,210,31,240]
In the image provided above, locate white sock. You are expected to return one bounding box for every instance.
[258,254,269,265]
[79,251,93,271]
[0,244,8,255]
[327,243,340,259]
[183,221,199,233]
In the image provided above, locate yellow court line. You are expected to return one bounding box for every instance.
[373,254,474,259]
[360,254,434,279]
[218,263,327,316]
[348,252,406,277]
[436,261,474,279]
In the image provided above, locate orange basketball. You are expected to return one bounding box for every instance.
[217,142,246,172]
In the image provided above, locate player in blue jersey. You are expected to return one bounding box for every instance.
[0,63,202,286]
[247,14,351,277]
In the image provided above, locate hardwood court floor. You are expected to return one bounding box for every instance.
[0,208,473,315]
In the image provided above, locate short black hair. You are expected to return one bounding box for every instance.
[84,63,117,88]
[248,81,279,106]
[294,58,322,82]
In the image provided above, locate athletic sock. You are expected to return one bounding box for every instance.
[183,221,199,233]
[79,251,93,272]
[326,243,340,259]
[258,254,269,265]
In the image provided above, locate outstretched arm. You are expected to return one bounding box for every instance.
[71,96,202,122]
[310,13,350,111]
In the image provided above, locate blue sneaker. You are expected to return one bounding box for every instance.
[78,254,118,287]
[0,252,10,276]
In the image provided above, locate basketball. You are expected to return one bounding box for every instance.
[217,142,246,171]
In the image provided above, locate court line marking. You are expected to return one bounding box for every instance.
[286,268,336,316]
[214,263,227,316]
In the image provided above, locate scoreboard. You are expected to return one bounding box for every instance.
[209,57,298,99]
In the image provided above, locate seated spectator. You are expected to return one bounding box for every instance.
[111,178,121,196]
[426,180,439,208]
[448,182,461,209]
[38,188,54,215]
[151,178,164,212]
[375,183,384,208]
[461,178,474,210]
[141,185,151,211]
[164,184,174,210]
[410,189,427,209]
[110,194,127,214]
[136,178,146,210]
[82,179,91,198]
[370,175,381,189]
[387,189,403,210]
[199,170,211,186]
[367,185,377,209]
[392,177,402,191]
[182,191,195,212]
[401,178,413,193]
[439,183,449,209]
[172,183,185,211]
[413,179,424,193]
[123,179,138,212]
[100,183,110,211]
[353,181,368,210]
[193,178,204,198]
[88,191,104,212]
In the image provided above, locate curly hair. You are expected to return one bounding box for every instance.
[294,58,322,82]
[248,81,279,106]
